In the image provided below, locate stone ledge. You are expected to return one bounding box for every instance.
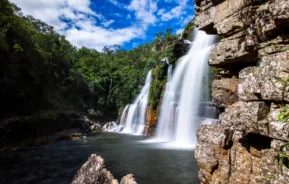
[209,35,258,67]
[238,51,289,103]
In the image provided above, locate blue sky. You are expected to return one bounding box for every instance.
[10,0,195,51]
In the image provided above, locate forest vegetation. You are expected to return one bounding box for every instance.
[0,0,193,122]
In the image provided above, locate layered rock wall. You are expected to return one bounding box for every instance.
[194,0,289,183]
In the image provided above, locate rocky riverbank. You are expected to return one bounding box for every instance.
[0,111,102,152]
[194,0,289,183]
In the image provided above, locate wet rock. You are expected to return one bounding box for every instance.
[120,174,137,184]
[102,122,118,132]
[146,107,158,128]
[212,77,238,108]
[90,122,102,132]
[172,40,190,59]
[56,128,83,138]
[73,154,137,184]
[73,154,116,184]
[143,125,156,137]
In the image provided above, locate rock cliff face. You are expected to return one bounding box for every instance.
[194,0,289,183]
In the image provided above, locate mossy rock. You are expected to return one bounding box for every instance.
[182,20,195,40]
[148,62,168,111]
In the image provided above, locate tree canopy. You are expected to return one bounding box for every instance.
[0,0,182,119]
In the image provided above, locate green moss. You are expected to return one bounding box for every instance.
[182,20,195,40]
[148,63,167,110]
[211,67,222,76]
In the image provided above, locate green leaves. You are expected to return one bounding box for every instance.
[278,106,289,122]
[275,142,289,174]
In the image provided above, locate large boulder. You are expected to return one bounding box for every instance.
[120,174,137,184]
[73,154,137,184]
[73,154,119,184]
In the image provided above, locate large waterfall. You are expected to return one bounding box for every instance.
[121,70,152,135]
[156,30,217,147]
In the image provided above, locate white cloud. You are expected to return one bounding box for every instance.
[107,0,126,9]
[158,6,182,21]
[10,0,146,51]
[65,25,144,51]
[102,20,115,27]
[176,28,183,35]
[126,0,158,24]
[179,14,195,26]
[9,0,195,50]
[157,0,191,22]
[114,13,123,17]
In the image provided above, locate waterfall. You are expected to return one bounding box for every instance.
[183,40,192,45]
[155,64,174,141]
[121,70,152,135]
[155,30,217,147]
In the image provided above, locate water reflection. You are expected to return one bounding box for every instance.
[0,133,199,184]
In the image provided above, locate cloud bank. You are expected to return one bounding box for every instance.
[10,0,194,50]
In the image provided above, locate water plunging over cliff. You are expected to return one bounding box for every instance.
[156,30,217,147]
[121,70,152,135]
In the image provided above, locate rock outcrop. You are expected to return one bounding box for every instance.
[0,111,92,151]
[73,154,137,184]
[194,0,289,183]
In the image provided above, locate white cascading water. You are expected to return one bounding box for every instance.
[156,29,217,147]
[116,104,130,131]
[120,105,130,125]
[121,70,152,135]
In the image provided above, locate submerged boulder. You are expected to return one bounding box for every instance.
[73,154,137,184]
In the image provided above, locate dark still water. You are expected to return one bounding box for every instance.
[0,133,199,184]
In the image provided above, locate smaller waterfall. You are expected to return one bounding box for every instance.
[119,105,130,126]
[102,121,118,132]
[121,70,152,135]
[155,65,174,141]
